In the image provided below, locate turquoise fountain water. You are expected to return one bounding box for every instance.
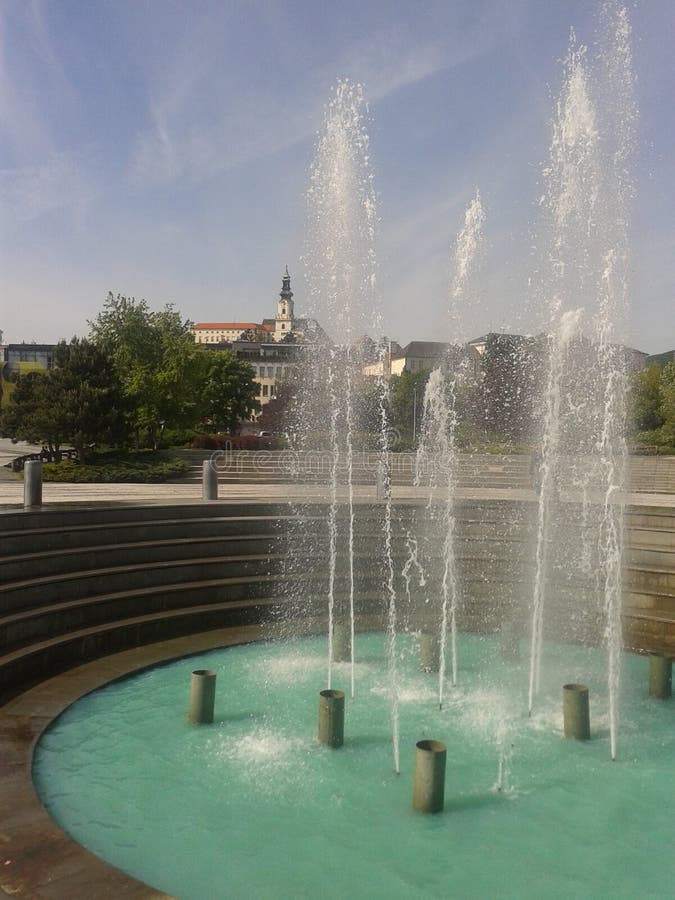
[33,634,672,899]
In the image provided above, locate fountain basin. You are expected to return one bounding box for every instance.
[33,633,672,899]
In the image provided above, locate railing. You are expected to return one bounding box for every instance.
[5,448,78,472]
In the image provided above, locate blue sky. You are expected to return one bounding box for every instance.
[1,0,673,353]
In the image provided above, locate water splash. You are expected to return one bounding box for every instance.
[415,193,485,707]
[303,80,379,699]
[528,6,635,761]
[593,0,636,761]
[401,532,426,635]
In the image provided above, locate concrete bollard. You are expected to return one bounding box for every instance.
[202,459,218,501]
[562,683,590,740]
[412,739,446,813]
[332,620,351,663]
[648,654,672,699]
[419,631,440,672]
[188,669,217,724]
[318,689,345,747]
[24,460,42,509]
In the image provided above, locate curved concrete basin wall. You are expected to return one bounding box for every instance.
[0,500,673,703]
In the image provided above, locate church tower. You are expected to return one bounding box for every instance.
[274,266,295,340]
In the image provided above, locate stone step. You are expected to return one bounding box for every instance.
[0,501,295,532]
[0,554,285,614]
[625,567,675,592]
[0,577,287,655]
[0,534,284,581]
[628,526,675,549]
[625,547,675,568]
[0,595,284,704]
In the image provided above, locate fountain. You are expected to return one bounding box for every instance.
[31,3,672,898]
[527,2,636,763]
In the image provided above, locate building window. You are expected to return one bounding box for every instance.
[267,367,273,377]
[281,323,286,329]
[262,384,269,397]
[276,367,282,377]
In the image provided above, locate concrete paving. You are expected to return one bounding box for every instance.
[0,478,673,510]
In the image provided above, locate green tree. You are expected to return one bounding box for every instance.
[89,293,200,445]
[196,351,259,433]
[659,361,675,446]
[0,373,61,450]
[0,339,128,458]
[630,364,665,433]
[257,379,297,433]
[389,370,430,445]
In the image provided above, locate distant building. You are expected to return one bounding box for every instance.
[624,347,649,372]
[1,343,55,407]
[192,269,328,413]
[231,340,302,409]
[192,322,272,344]
[3,343,55,375]
[193,269,327,348]
[261,268,328,344]
[363,341,463,377]
[467,333,530,356]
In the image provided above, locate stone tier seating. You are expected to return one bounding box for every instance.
[175,451,537,488]
[0,500,672,703]
[173,450,675,494]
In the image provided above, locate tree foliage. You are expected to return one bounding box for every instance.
[89,293,200,444]
[197,351,259,433]
[388,370,430,444]
[88,293,258,443]
[0,338,128,457]
[257,379,297,433]
[630,364,666,433]
[661,362,675,446]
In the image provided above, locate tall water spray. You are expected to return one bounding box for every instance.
[528,3,635,760]
[301,80,401,769]
[592,0,636,761]
[415,192,485,706]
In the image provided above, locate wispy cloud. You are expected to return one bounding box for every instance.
[0,0,74,161]
[1,153,94,224]
[129,1,520,187]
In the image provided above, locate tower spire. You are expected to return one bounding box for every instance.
[280,266,293,301]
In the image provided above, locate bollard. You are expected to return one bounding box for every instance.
[202,459,218,501]
[318,689,345,747]
[332,620,351,663]
[412,739,446,813]
[188,669,217,724]
[419,631,440,672]
[562,683,590,740]
[648,654,672,699]
[24,459,42,509]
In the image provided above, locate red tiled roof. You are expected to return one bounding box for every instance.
[193,322,265,330]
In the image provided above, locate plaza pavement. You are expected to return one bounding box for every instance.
[1,439,673,509]
[1,478,673,510]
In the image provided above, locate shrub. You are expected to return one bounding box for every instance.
[40,454,188,483]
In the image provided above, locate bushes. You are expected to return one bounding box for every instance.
[41,452,188,483]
